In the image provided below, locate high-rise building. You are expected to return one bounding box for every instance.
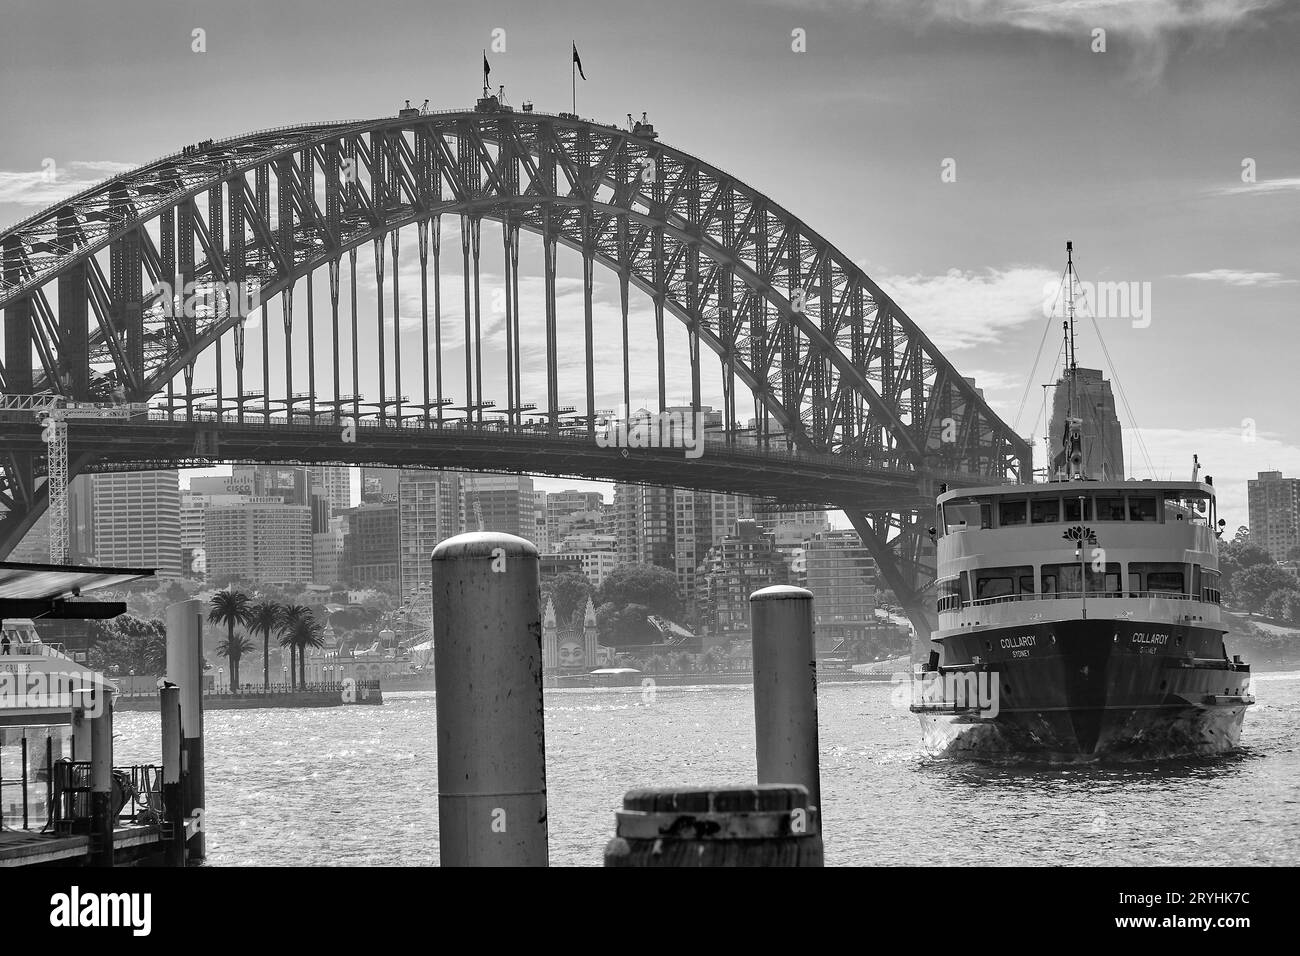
[360,467,399,504]
[314,517,347,586]
[546,490,606,545]
[205,497,313,585]
[804,530,877,649]
[763,509,832,549]
[89,471,183,576]
[1048,367,1124,480]
[341,502,400,587]
[460,474,535,538]
[397,470,461,601]
[1248,471,1300,561]
[555,532,620,588]
[697,519,789,634]
[310,466,353,514]
[230,465,312,505]
[614,482,751,597]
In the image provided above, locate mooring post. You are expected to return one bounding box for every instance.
[160,682,185,867]
[89,685,114,867]
[431,532,548,867]
[166,599,205,862]
[750,585,821,812]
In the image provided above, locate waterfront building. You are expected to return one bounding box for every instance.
[1248,470,1300,561]
[803,529,878,651]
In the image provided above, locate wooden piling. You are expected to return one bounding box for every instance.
[89,685,114,867]
[604,785,823,867]
[160,682,185,867]
[166,599,205,862]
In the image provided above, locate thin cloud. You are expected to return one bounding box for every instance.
[846,0,1286,80]
[0,160,136,208]
[875,266,1058,350]
[1178,269,1297,287]
[864,0,1281,36]
[1208,177,1300,197]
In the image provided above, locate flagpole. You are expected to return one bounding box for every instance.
[572,52,576,115]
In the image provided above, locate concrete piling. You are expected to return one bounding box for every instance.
[166,599,205,862]
[431,532,548,867]
[749,585,821,811]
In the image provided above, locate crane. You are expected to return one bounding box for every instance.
[0,394,142,564]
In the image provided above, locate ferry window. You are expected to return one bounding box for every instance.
[1018,574,1036,595]
[1202,569,1221,604]
[1063,496,1093,521]
[1096,497,1126,521]
[998,499,1028,527]
[1162,491,1209,524]
[1030,497,1060,524]
[943,500,989,534]
[1129,562,1187,596]
[1041,562,1121,597]
[1128,496,1158,522]
[974,565,1032,601]
[958,572,970,605]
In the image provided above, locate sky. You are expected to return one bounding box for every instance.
[1,0,1297,526]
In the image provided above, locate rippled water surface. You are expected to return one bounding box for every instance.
[113,673,1300,866]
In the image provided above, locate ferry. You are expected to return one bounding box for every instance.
[911,243,1253,760]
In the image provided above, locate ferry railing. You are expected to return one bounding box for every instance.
[961,590,1196,609]
[0,641,69,657]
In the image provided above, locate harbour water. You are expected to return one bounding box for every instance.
[113,673,1300,866]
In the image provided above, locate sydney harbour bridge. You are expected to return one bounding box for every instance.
[0,99,1032,637]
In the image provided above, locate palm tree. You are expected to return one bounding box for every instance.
[208,589,252,683]
[278,605,311,689]
[248,601,283,690]
[216,633,255,690]
[286,613,325,688]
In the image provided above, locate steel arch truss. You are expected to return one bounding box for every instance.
[0,108,1032,636]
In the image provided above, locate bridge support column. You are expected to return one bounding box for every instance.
[432,215,443,425]
[582,218,595,437]
[460,215,473,423]
[391,227,401,423]
[374,238,386,424]
[543,223,558,427]
[432,532,548,867]
[470,216,482,423]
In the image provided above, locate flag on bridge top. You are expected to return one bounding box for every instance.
[573,42,586,80]
[483,52,491,90]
